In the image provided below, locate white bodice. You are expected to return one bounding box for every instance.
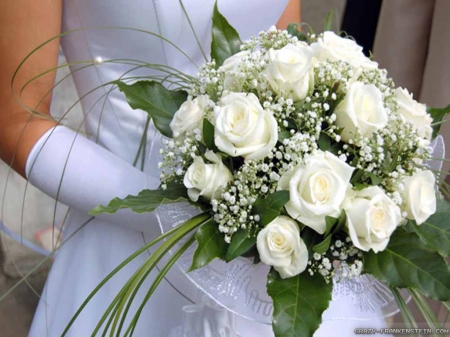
[60,0,289,175]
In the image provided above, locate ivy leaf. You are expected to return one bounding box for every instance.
[89,183,188,215]
[115,80,188,138]
[267,269,332,337]
[363,230,450,301]
[189,218,227,271]
[202,118,218,151]
[225,228,256,262]
[210,1,242,67]
[405,200,450,257]
[428,104,450,139]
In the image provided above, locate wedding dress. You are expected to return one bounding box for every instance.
[26,0,393,336]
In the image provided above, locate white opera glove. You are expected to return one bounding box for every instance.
[25,125,159,234]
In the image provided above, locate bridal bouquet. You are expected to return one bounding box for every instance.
[76,4,450,336]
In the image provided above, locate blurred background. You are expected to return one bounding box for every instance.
[1,0,449,335]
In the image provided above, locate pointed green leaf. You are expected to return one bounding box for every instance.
[210,1,242,67]
[286,23,308,42]
[278,130,292,143]
[115,80,188,138]
[203,118,218,151]
[406,200,450,257]
[324,9,335,32]
[428,104,450,139]
[252,191,290,226]
[324,215,338,236]
[318,132,332,151]
[363,230,450,301]
[267,269,332,337]
[256,190,290,210]
[312,235,332,254]
[301,227,321,256]
[89,184,188,215]
[225,228,256,262]
[189,218,227,271]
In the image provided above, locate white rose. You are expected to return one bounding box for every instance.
[335,81,388,142]
[219,50,250,72]
[170,95,211,137]
[219,50,250,91]
[264,44,314,101]
[312,31,369,69]
[395,88,433,140]
[256,216,308,279]
[214,93,278,160]
[345,186,403,252]
[183,151,233,202]
[400,170,436,225]
[278,151,355,234]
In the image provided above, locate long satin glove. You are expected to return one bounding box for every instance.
[25,125,159,234]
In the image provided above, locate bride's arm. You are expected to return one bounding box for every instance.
[0,0,61,177]
[0,0,156,233]
[276,0,301,30]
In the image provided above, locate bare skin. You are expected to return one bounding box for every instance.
[0,0,300,178]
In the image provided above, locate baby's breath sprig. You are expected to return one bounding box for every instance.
[307,236,363,283]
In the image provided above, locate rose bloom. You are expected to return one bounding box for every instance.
[335,81,388,142]
[400,170,436,225]
[214,92,278,161]
[256,216,308,279]
[183,151,232,202]
[345,186,403,252]
[395,87,433,140]
[278,151,354,234]
[219,50,250,91]
[312,31,377,69]
[264,43,314,101]
[170,95,211,138]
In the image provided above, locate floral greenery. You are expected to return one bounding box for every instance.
[86,3,450,337]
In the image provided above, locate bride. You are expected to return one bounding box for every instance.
[0,0,393,336]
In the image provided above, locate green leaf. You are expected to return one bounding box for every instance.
[258,190,290,210]
[252,191,290,226]
[324,215,338,236]
[225,228,256,262]
[312,235,332,254]
[267,269,332,337]
[278,130,292,143]
[367,172,383,185]
[286,23,308,42]
[323,9,335,32]
[428,104,450,139]
[363,230,450,301]
[89,184,188,215]
[189,218,227,271]
[115,80,188,138]
[202,118,218,151]
[406,200,450,257]
[318,132,332,151]
[333,211,347,234]
[210,1,242,67]
[302,227,321,256]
